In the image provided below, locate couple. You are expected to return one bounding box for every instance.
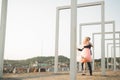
[78,37,93,76]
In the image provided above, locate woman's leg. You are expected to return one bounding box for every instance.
[81,62,84,71]
[87,62,92,75]
[82,62,86,75]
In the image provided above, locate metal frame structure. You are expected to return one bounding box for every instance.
[95,38,119,70]
[106,39,120,66]
[92,31,120,71]
[0,0,105,79]
[79,21,115,71]
[107,43,120,70]
[106,39,120,68]
[106,39,120,70]
[55,1,105,79]
[0,0,8,77]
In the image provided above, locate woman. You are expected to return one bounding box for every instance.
[78,37,93,76]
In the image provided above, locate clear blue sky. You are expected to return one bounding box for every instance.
[2,0,120,60]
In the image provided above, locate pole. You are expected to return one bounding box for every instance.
[113,22,116,71]
[70,0,77,80]
[92,34,95,70]
[101,1,105,75]
[0,0,8,77]
[54,9,59,73]
[107,43,109,69]
[78,25,82,72]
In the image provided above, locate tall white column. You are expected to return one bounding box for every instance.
[113,22,116,71]
[111,46,114,70]
[101,2,105,75]
[70,0,77,80]
[0,0,8,78]
[107,44,109,70]
[54,9,59,73]
[92,34,95,71]
[78,25,82,72]
[119,33,120,58]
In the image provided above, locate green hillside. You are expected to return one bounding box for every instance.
[4,55,70,67]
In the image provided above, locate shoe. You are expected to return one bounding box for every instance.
[82,73,86,75]
[90,74,92,76]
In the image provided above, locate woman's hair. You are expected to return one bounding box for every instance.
[88,37,90,40]
[84,37,90,41]
[83,37,90,45]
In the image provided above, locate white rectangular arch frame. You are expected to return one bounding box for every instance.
[94,38,119,71]
[107,43,120,70]
[0,0,8,77]
[55,1,105,78]
[92,31,120,71]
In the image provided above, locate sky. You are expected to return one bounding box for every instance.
[0,0,120,60]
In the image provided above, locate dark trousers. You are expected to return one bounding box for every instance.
[81,62,92,75]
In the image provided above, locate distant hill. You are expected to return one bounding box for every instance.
[4,55,70,67]
[4,56,120,67]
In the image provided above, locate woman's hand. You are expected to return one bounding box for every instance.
[77,48,83,51]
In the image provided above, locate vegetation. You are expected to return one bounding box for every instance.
[4,55,70,67]
[4,56,120,68]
